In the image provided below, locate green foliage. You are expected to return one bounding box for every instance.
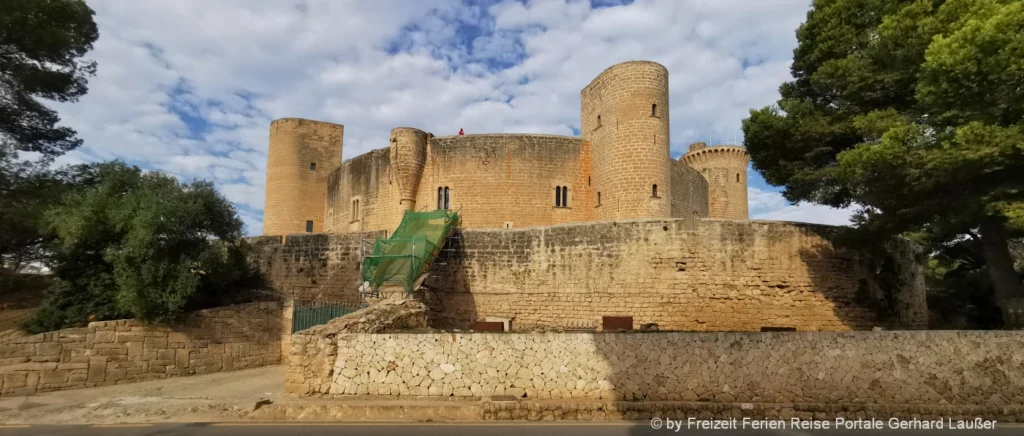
[0,0,99,157]
[25,162,262,333]
[743,0,1024,324]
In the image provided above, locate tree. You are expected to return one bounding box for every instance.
[26,162,262,332]
[0,0,99,157]
[742,0,1024,324]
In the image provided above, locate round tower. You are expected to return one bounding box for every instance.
[263,118,344,235]
[681,142,749,220]
[389,127,428,212]
[581,61,671,221]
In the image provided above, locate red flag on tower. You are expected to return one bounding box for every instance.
[458,128,464,136]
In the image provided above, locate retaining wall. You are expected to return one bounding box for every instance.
[0,302,283,396]
[287,331,1024,407]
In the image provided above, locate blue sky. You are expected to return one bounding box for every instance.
[50,0,854,234]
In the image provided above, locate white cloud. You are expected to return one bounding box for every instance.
[749,187,856,226]
[44,0,826,234]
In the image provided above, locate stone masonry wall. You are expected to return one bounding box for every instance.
[290,331,1024,405]
[0,302,282,396]
[249,232,385,305]
[430,218,927,332]
[264,118,343,236]
[670,160,709,219]
[255,219,927,332]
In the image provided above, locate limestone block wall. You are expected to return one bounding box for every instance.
[289,331,1024,404]
[582,61,671,221]
[670,160,709,219]
[682,145,749,220]
[325,148,404,234]
[254,219,927,332]
[264,118,344,235]
[430,218,927,332]
[0,302,282,396]
[415,134,592,229]
[248,232,385,305]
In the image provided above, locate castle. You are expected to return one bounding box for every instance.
[262,61,750,236]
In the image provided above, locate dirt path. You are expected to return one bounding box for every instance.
[0,365,284,424]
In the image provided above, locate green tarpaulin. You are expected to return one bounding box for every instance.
[360,209,459,292]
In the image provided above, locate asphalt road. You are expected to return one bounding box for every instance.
[1,423,1023,436]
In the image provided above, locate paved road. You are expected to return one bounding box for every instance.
[1,423,1022,436]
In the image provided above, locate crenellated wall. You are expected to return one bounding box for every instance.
[682,143,749,220]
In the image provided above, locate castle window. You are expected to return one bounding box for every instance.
[443,187,450,210]
[437,187,443,210]
[597,192,601,206]
[736,173,741,183]
[588,176,591,186]
[651,103,657,117]
[351,199,360,221]
[310,162,317,171]
[596,115,601,128]
[305,220,313,233]
[555,186,569,208]
[652,184,658,197]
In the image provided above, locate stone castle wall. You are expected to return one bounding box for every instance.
[264,118,344,235]
[582,61,672,221]
[254,218,927,332]
[682,145,750,220]
[249,232,385,306]
[287,331,1024,404]
[670,160,709,219]
[325,148,404,233]
[0,302,282,396]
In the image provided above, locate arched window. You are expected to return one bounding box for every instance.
[555,186,562,207]
[561,186,568,207]
[443,187,450,210]
[652,184,658,197]
[597,115,601,127]
[651,103,657,117]
[437,187,443,210]
[736,173,741,183]
[351,199,359,221]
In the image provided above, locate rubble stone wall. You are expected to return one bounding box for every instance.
[289,331,1024,405]
[0,302,282,396]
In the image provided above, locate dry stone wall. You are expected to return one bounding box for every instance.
[0,302,282,396]
[290,331,1024,405]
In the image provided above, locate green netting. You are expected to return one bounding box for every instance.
[361,209,459,292]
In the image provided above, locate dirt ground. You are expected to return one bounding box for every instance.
[0,365,284,424]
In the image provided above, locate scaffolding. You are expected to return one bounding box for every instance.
[358,208,460,299]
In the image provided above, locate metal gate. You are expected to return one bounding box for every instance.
[291,300,358,333]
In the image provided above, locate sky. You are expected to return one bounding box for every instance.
[48,0,855,235]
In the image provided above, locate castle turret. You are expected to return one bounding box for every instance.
[389,127,429,212]
[681,142,749,220]
[263,118,344,235]
[582,61,671,221]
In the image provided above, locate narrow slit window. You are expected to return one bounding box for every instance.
[310,162,317,171]
[597,115,601,127]
[597,192,601,205]
[437,187,443,210]
[652,184,658,197]
[651,103,657,117]
[443,187,450,210]
[305,220,313,233]
[736,173,741,183]
[555,187,562,207]
[561,186,568,207]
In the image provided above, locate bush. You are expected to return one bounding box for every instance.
[25,162,263,333]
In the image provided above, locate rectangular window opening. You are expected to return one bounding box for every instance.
[305,220,314,233]
[310,162,317,171]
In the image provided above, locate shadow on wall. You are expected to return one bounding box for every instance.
[798,225,928,331]
[421,229,475,329]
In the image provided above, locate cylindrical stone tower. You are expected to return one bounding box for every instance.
[389,127,428,212]
[581,61,671,221]
[681,142,749,220]
[263,118,344,235]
